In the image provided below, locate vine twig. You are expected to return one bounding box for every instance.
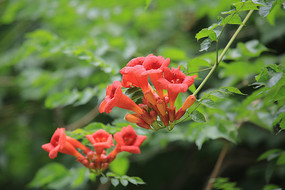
[204,142,230,190]
[192,10,254,97]
[66,105,99,131]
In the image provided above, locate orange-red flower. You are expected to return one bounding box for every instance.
[66,136,92,155]
[142,54,169,70]
[122,54,170,99]
[143,54,170,98]
[86,129,113,155]
[157,67,195,121]
[99,55,196,130]
[120,65,149,92]
[158,67,195,109]
[126,54,169,70]
[42,126,148,173]
[126,56,145,67]
[42,128,84,159]
[99,81,144,115]
[114,125,146,154]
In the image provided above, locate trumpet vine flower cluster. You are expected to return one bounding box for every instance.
[42,125,146,173]
[100,54,197,130]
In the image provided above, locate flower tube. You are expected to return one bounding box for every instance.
[125,114,151,129]
[158,67,195,121]
[99,81,145,115]
[42,128,84,159]
[142,54,170,98]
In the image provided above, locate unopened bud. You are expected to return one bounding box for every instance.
[181,95,196,111]
[125,114,140,123]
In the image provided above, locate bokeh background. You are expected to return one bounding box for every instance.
[1,0,285,189]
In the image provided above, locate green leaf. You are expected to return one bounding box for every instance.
[187,57,211,67]
[223,14,243,25]
[26,29,56,43]
[273,105,285,126]
[130,90,144,102]
[74,88,97,106]
[268,72,283,87]
[241,40,269,57]
[145,0,152,10]
[70,167,88,188]
[109,155,130,176]
[221,87,246,95]
[89,172,96,182]
[187,123,237,149]
[280,118,285,130]
[159,47,187,61]
[100,176,108,184]
[200,38,212,52]
[129,177,145,185]
[120,178,129,186]
[190,110,206,123]
[84,122,106,132]
[265,160,276,183]
[111,178,119,186]
[28,163,68,188]
[128,177,138,185]
[213,177,241,190]
[213,26,223,39]
[257,0,277,17]
[255,69,269,83]
[189,83,196,94]
[276,152,285,165]
[106,172,116,177]
[195,29,216,41]
[187,57,211,76]
[47,176,70,190]
[234,1,260,11]
[252,0,267,6]
[263,184,282,190]
[200,98,216,108]
[221,9,236,14]
[125,87,141,95]
[210,90,227,98]
[266,1,282,25]
[258,149,283,161]
[45,89,80,109]
[255,64,283,87]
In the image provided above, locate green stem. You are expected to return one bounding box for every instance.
[192,10,254,97]
[218,10,254,63]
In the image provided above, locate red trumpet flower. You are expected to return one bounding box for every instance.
[42,128,84,159]
[86,129,113,155]
[114,125,146,154]
[126,56,145,67]
[120,65,149,92]
[99,81,144,115]
[143,55,170,98]
[158,67,195,121]
[122,54,170,98]
[158,67,195,109]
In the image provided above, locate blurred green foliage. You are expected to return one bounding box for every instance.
[1,0,285,189]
